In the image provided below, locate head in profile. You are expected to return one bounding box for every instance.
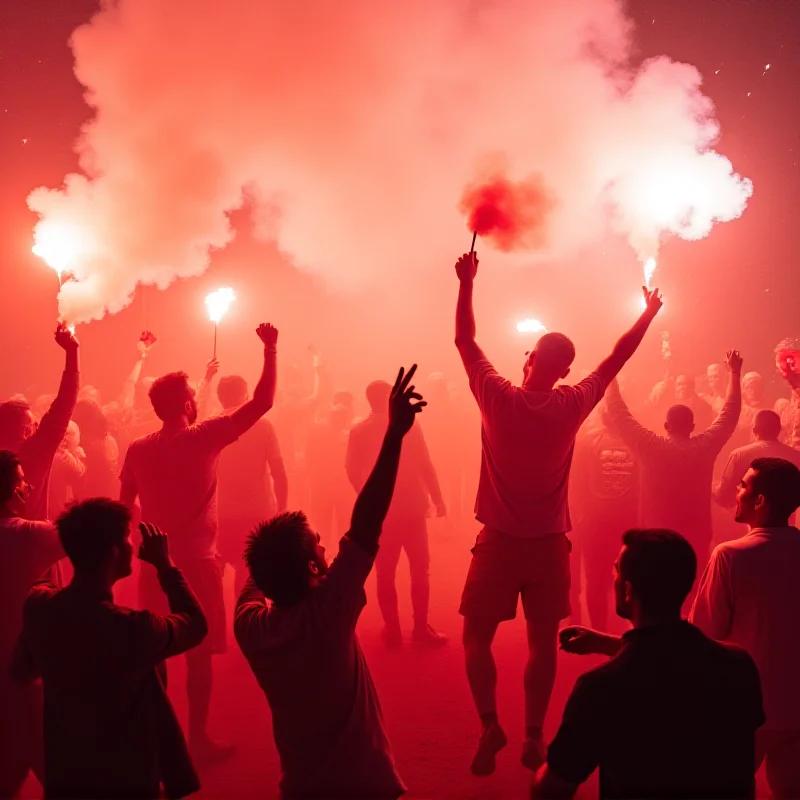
[244,511,327,608]
[0,450,32,516]
[734,457,800,527]
[523,333,576,389]
[665,404,695,439]
[149,372,197,424]
[57,498,134,583]
[217,375,249,412]
[614,529,697,623]
[0,400,38,451]
[366,380,392,417]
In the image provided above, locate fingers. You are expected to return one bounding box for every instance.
[391,367,405,396]
[399,364,417,393]
[411,400,427,412]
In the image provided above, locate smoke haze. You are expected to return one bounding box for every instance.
[28,0,753,323]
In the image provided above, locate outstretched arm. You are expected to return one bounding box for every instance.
[348,365,426,555]
[228,324,279,436]
[594,288,663,385]
[701,351,743,451]
[117,331,156,410]
[454,253,489,371]
[605,380,659,451]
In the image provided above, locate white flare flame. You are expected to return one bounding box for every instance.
[205,287,236,323]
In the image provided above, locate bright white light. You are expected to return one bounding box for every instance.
[516,318,548,334]
[32,220,87,277]
[643,257,656,289]
[205,287,236,323]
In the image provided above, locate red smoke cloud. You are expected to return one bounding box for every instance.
[459,173,555,252]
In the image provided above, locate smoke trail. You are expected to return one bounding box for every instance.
[29,0,753,323]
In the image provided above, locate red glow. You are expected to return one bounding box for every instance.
[459,173,555,252]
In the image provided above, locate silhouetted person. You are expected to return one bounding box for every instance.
[714,411,800,508]
[235,366,422,800]
[544,530,764,799]
[606,350,742,573]
[12,502,206,799]
[48,421,85,517]
[0,452,64,798]
[453,249,663,774]
[0,324,80,520]
[774,338,800,449]
[346,379,447,647]
[307,392,355,547]
[571,402,638,631]
[217,374,288,595]
[692,458,800,799]
[71,399,120,499]
[646,374,714,433]
[120,323,278,762]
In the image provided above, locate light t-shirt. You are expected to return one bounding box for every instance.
[234,537,405,799]
[468,360,607,538]
[120,416,239,562]
[690,527,800,731]
[715,439,800,507]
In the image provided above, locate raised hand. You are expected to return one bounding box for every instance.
[205,357,220,381]
[455,252,479,283]
[641,287,663,316]
[726,349,743,374]
[388,364,426,436]
[54,322,79,351]
[138,330,157,357]
[138,523,173,571]
[256,323,279,348]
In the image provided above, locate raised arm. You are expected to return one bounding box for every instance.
[228,324,278,437]
[700,350,743,451]
[348,365,426,554]
[264,422,289,513]
[594,288,663,384]
[195,357,219,421]
[116,331,156,410]
[454,252,489,371]
[605,379,660,451]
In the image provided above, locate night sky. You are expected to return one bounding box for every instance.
[1,0,798,399]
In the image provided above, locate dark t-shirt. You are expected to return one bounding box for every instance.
[547,622,764,799]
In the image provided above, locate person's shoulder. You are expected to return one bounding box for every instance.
[23,581,59,612]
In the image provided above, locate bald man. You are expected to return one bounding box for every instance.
[714,410,800,508]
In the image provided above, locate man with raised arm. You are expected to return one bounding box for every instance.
[120,323,278,762]
[453,250,662,775]
[0,323,80,520]
[235,365,424,800]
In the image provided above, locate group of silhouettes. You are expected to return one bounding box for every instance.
[0,251,799,799]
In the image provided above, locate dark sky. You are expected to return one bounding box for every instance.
[0,0,798,399]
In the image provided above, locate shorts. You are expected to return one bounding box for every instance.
[139,557,227,655]
[459,526,571,624]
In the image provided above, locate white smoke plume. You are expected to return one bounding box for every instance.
[29,0,753,324]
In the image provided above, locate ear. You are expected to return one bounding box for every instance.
[561,367,571,380]
[308,560,320,577]
[690,423,695,433]
[754,494,766,511]
[624,580,634,604]
[664,422,669,433]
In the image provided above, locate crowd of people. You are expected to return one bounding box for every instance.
[0,250,799,799]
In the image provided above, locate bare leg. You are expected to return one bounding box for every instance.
[186,649,213,745]
[524,616,560,731]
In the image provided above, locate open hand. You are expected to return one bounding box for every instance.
[455,252,478,282]
[388,364,426,436]
[205,357,220,381]
[138,523,173,571]
[641,287,663,316]
[256,323,278,348]
[54,322,79,351]
[726,349,743,374]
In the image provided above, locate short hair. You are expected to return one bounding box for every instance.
[332,390,354,407]
[534,333,575,377]
[0,450,21,505]
[749,458,800,519]
[57,498,132,572]
[753,410,781,440]
[243,511,318,606]
[666,404,694,433]
[217,375,248,409]
[0,400,31,443]
[620,529,697,615]
[365,380,391,412]
[72,399,110,443]
[148,372,191,421]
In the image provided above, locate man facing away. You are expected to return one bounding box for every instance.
[0,323,80,521]
[453,249,663,775]
[216,373,288,595]
[692,457,800,799]
[346,378,447,647]
[0,452,64,797]
[714,410,800,509]
[537,530,764,800]
[605,349,742,570]
[235,365,424,799]
[13,503,207,800]
[120,323,278,760]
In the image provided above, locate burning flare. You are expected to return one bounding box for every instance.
[31,220,87,280]
[516,318,548,334]
[205,288,236,323]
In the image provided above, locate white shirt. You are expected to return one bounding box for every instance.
[714,439,800,507]
[691,527,800,730]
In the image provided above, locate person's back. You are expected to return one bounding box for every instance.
[549,622,760,799]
